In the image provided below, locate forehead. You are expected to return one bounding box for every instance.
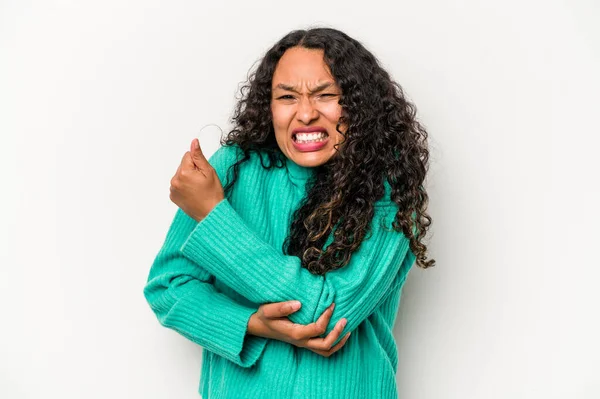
[272,47,335,86]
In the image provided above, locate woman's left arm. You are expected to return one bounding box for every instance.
[179,198,415,348]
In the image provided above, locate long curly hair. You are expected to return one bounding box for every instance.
[221,27,435,274]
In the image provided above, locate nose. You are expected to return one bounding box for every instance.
[296,97,319,124]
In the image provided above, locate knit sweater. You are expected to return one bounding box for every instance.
[143,143,416,399]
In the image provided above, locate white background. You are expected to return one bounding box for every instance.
[1,0,599,398]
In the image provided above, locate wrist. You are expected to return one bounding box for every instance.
[247,312,262,337]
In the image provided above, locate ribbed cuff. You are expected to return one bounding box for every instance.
[163,282,268,368]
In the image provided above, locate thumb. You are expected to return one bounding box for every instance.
[262,301,302,318]
[190,138,209,169]
[278,301,302,317]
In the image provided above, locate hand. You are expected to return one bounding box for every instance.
[169,138,224,222]
[248,301,351,358]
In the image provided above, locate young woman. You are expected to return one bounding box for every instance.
[144,27,435,398]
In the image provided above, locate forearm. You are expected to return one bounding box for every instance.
[180,198,414,347]
[143,208,269,367]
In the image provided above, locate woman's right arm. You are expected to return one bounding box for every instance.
[143,207,268,368]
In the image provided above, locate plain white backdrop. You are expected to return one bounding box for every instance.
[1,0,599,398]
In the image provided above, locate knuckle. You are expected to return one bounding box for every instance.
[259,306,270,318]
[309,322,324,336]
[291,330,304,341]
[320,342,332,351]
[312,341,328,351]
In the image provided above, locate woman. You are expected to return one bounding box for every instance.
[143,27,435,398]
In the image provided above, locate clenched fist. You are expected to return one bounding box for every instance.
[169,138,225,222]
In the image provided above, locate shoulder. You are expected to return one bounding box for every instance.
[208,144,278,188]
[207,144,245,186]
[208,143,243,170]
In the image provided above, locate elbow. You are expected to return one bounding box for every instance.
[143,271,211,327]
[142,275,185,321]
[142,280,168,321]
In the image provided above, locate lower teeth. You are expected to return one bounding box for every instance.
[296,137,327,144]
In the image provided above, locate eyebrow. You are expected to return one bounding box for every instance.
[273,82,336,94]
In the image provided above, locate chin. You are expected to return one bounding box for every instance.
[291,151,333,167]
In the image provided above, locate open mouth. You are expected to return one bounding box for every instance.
[292,131,329,144]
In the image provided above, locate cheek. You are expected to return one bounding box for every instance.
[270,104,290,127]
[323,104,347,135]
[321,102,343,121]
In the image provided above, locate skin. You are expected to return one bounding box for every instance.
[271,47,347,167]
[169,46,354,357]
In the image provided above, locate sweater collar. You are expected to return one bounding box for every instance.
[285,158,314,182]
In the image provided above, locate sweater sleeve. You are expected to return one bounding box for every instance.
[142,146,267,368]
[179,197,415,347]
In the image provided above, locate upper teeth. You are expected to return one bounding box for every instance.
[295,132,327,140]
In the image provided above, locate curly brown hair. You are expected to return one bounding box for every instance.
[221,27,436,275]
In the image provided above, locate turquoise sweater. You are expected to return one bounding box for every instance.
[143,144,415,399]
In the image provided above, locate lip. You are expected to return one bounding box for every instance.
[291,127,330,152]
[290,126,329,142]
[292,126,328,134]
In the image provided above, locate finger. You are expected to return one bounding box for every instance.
[262,301,301,319]
[180,151,195,170]
[174,152,188,175]
[180,150,189,165]
[306,317,347,351]
[326,331,352,355]
[190,138,211,170]
[171,153,189,188]
[313,303,335,335]
[278,301,302,317]
[290,303,335,341]
[310,332,351,358]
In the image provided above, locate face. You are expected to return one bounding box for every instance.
[271,47,346,167]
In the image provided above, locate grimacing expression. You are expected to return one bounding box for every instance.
[270,47,347,167]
